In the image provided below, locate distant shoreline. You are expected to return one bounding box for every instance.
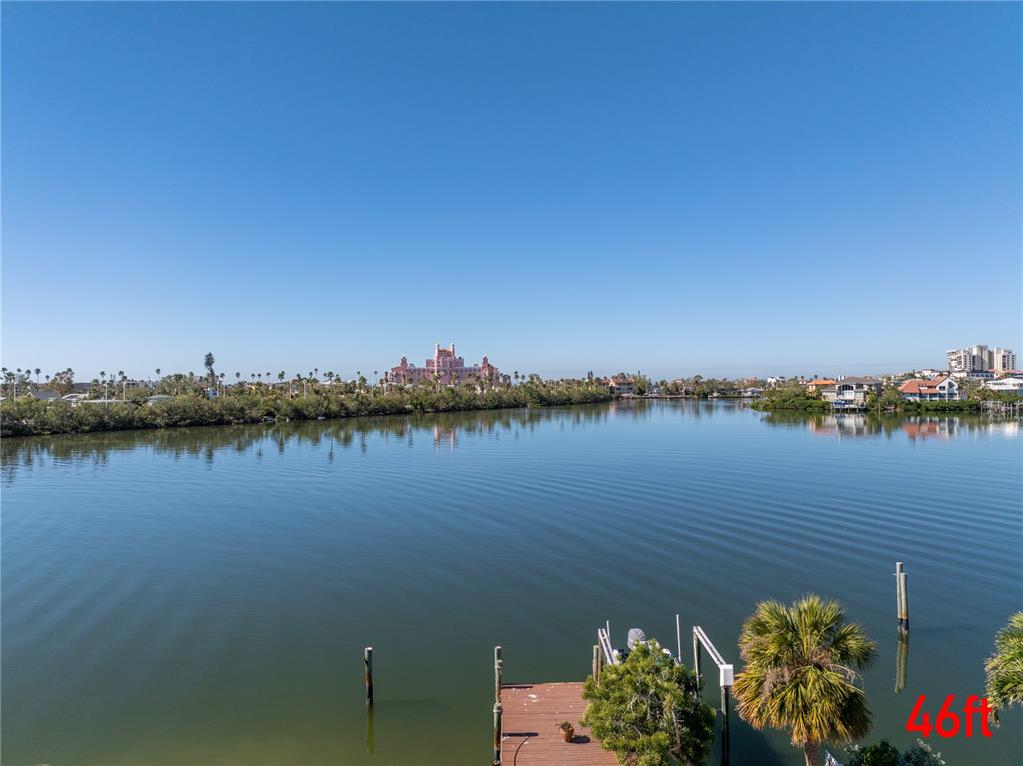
[0,382,616,438]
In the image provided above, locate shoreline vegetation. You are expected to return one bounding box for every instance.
[750,384,1019,414]
[1,378,617,437]
[2,364,1018,437]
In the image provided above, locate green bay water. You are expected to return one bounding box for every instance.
[2,401,1020,765]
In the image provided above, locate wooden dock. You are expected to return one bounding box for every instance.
[499,682,616,766]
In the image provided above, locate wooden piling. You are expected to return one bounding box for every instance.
[895,562,904,630]
[364,646,374,706]
[900,570,909,633]
[492,701,503,766]
[896,562,909,633]
[592,644,601,686]
[494,646,503,703]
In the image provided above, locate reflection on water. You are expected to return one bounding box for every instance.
[3,404,613,475]
[780,412,1020,441]
[4,402,1017,477]
[2,400,1020,766]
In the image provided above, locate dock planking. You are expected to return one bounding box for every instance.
[499,682,616,766]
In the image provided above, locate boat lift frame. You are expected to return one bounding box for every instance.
[692,625,734,766]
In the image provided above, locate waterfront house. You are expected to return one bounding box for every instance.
[805,378,837,393]
[898,377,960,401]
[985,376,1023,395]
[606,375,635,396]
[950,369,995,382]
[820,377,883,407]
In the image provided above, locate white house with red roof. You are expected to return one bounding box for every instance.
[898,376,960,401]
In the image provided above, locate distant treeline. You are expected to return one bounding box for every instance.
[0,379,615,437]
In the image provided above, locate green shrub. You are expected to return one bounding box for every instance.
[581,640,714,766]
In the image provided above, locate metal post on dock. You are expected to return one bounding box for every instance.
[692,632,702,693]
[494,646,503,702]
[364,646,374,706]
[492,701,503,766]
[720,683,731,766]
[694,627,733,766]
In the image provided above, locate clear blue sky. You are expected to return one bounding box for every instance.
[3,2,1020,381]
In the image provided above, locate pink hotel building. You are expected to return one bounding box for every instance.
[385,343,506,385]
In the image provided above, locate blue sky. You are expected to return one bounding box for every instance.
[2,2,1020,381]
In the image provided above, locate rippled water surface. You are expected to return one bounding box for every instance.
[3,401,1021,765]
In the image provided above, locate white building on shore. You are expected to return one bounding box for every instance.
[946,345,1016,373]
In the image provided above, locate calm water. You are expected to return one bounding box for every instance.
[3,401,1021,765]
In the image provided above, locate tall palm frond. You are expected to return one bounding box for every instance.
[733,595,876,766]
[986,612,1023,721]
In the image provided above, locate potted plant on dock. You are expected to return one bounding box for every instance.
[557,720,575,742]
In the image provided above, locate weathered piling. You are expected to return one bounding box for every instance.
[592,644,601,686]
[492,701,503,766]
[895,562,909,633]
[364,646,374,705]
[900,569,909,633]
[494,646,503,702]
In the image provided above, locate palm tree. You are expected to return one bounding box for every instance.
[986,612,1023,723]
[733,595,876,766]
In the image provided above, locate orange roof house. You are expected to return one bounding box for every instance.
[898,376,959,401]
[805,378,837,392]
